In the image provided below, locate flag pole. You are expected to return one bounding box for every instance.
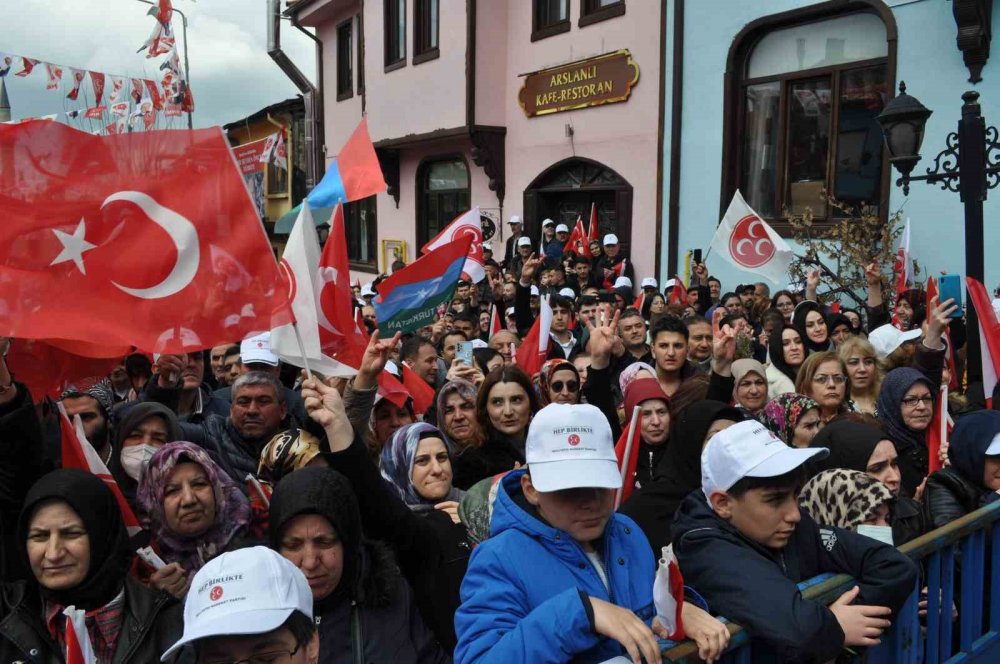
[291,322,314,380]
[615,405,642,510]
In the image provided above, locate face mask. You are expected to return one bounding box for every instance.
[120,444,159,481]
[856,524,894,546]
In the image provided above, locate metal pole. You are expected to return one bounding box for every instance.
[957,91,987,385]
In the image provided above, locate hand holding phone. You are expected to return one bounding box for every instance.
[456,341,474,366]
[937,274,963,318]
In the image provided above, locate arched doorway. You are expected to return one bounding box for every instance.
[523,157,633,255]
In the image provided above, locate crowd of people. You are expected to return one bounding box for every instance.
[1,211,999,663]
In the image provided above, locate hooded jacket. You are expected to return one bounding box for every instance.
[924,410,1000,530]
[672,491,918,663]
[268,468,447,664]
[454,469,655,664]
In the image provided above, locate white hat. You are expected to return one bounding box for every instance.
[558,288,576,298]
[526,403,621,492]
[240,332,278,367]
[517,236,532,248]
[701,420,828,500]
[508,215,522,225]
[505,307,515,318]
[160,547,312,660]
[470,339,488,349]
[360,282,376,297]
[542,218,555,227]
[555,223,570,234]
[868,324,922,360]
[603,234,619,246]
[662,278,677,290]
[986,432,1000,456]
[641,277,658,290]
[530,285,540,297]
[483,242,493,251]
[613,276,633,289]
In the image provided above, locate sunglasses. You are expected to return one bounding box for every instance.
[550,380,579,393]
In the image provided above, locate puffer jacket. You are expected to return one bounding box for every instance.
[0,576,188,664]
[924,467,994,530]
[454,469,655,664]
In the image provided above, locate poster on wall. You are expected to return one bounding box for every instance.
[231,137,271,221]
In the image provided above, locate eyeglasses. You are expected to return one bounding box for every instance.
[550,380,579,393]
[812,374,847,385]
[205,645,300,664]
[902,395,934,408]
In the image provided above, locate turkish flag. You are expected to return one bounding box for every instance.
[0,121,292,354]
[587,202,600,245]
[6,339,124,402]
[566,217,592,259]
[421,207,485,283]
[64,607,98,664]
[515,295,552,378]
[668,276,687,306]
[401,363,435,415]
[318,204,369,370]
[614,406,642,508]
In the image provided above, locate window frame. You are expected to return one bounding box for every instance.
[384,0,407,72]
[578,0,625,28]
[719,3,897,235]
[413,0,440,65]
[416,154,472,248]
[532,0,571,42]
[336,17,354,102]
[345,195,379,272]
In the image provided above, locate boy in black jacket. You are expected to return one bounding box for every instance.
[673,421,918,663]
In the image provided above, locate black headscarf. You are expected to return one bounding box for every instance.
[108,402,184,506]
[17,469,132,611]
[949,411,1000,490]
[808,420,889,477]
[268,467,362,605]
[768,322,805,383]
[876,367,935,454]
[793,300,831,353]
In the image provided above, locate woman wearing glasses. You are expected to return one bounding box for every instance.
[795,352,849,423]
[877,367,939,497]
[537,359,582,406]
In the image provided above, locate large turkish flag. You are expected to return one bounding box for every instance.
[0,121,292,353]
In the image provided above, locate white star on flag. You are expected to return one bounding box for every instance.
[50,219,97,274]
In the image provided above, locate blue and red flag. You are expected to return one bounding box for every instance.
[373,235,473,335]
[307,118,386,207]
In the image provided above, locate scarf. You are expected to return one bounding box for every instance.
[108,402,183,504]
[876,367,935,453]
[808,420,889,476]
[537,359,579,406]
[381,422,463,508]
[136,442,250,573]
[760,393,819,445]
[793,300,832,353]
[799,468,894,530]
[768,323,806,383]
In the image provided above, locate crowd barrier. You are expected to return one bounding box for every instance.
[662,500,1000,663]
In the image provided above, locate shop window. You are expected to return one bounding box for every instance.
[579,0,624,27]
[418,157,470,247]
[336,19,353,101]
[725,9,893,230]
[385,0,406,71]
[414,0,439,64]
[346,195,378,270]
[532,0,570,41]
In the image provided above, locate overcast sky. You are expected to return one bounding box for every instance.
[0,0,317,129]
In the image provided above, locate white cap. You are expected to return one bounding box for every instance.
[613,276,632,289]
[517,236,532,248]
[641,277,658,289]
[530,285,540,297]
[160,547,312,660]
[701,420,828,500]
[662,278,677,290]
[360,282,376,297]
[542,218,555,227]
[603,233,619,246]
[505,307,515,318]
[868,324,922,360]
[470,339,488,349]
[555,223,570,234]
[240,332,278,367]
[558,287,576,298]
[508,215,522,225]
[526,403,621,492]
[483,242,493,251]
[986,432,1000,456]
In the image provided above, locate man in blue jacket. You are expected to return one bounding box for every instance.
[455,402,729,664]
[673,421,919,663]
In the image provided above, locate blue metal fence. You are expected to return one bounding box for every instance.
[663,501,1000,663]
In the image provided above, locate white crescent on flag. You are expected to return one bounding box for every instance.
[421,207,485,283]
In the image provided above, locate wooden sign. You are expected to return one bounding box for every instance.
[518,50,639,118]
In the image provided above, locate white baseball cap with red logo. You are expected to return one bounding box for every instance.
[526,403,621,492]
[240,331,279,367]
[160,546,313,660]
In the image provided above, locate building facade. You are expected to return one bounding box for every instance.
[663,0,1000,291]
[287,0,665,285]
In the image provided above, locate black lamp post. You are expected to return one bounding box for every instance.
[877,82,1000,385]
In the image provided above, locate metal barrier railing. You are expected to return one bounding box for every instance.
[662,500,1000,663]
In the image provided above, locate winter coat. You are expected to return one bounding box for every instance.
[765,362,796,399]
[451,429,526,490]
[209,385,308,429]
[0,382,44,582]
[178,414,264,490]
[143,380,231,425]
[924,410,1000,530]
[673,491,918,663]
[0,576,187,664]
[454,469,655,664]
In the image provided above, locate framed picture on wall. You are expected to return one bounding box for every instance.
[381,239,407,273]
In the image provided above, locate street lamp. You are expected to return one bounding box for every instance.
[877,82,1000,385]
[137,0,193,130]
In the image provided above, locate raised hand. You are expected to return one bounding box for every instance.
[357,330,402,390]
[828,586,892,647]
[924,296,958,350]
[711,307,736,374]
[586,305,622,367]
[301,377,353,452]
[521,253,544,284]
[864,262,882,287]
[155,354,185,387]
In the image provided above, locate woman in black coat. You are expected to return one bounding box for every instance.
[924,410,1000,530]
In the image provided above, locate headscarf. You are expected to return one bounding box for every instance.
[799,469,894,530]
[537,359,579,406]
[136,442,251,573]
[654,400,743,492]
[108,402,183,505]
[876,367,935,454]
[826,313,853,338]
[458,472,509,545]
[761,393,819,445]
[948,410,1000,490]
[624,378,670,422]
[619,361,658,397]
[808,419,889,476]
[17,469,131,611]
[436,379,483,448]
[793,300,832,353]
[841,308,864,334]
[732,359,768,411]
[60,381,114,418]
[258,428,324,483]
[381,422,463,508]
[767,322,805,383]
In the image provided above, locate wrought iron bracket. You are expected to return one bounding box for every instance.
[897,124,1000,195]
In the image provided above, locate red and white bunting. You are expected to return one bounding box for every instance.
[44,62,63,90]
[67,68,86,100]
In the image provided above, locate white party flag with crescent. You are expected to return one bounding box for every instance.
[709,189,793,284]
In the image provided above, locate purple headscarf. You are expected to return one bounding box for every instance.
[136,441,250,573]
[381,422,462,509]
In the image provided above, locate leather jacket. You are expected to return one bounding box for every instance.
[923,467,986,531]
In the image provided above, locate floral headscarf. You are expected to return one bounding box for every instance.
[619,361,658,397]
[537,359,579,406]
[381,422,463,509]
[799,468,894,530]
[761,393,820,445]
[136,442,251,573]
[435,379,483,448]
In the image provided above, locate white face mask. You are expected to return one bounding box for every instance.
[120,444,159,481]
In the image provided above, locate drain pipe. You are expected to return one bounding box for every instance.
[267,0,324,190]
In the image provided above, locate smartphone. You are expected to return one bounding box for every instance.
[693,248,703,265]
[938,274,963,318]
[456,341,474,365]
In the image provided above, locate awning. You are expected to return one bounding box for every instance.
[273,203,335,234]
